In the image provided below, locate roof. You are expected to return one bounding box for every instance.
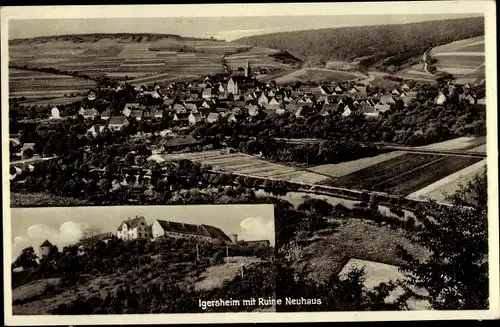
[155,220,232,242]
[129,109,144,118]
[108,116,128,125]
[162,135,199,148]
[124,102,141,110]
[207,112,220,120]
[118,216,146,231]
[83,109,98,116]
[175,113,190,120]
[40,240,53,247]
[22,143,35,150]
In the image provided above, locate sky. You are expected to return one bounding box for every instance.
[8,14,482,41]
[10,204,275,259]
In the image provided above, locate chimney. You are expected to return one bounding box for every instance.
[229,234,238,243]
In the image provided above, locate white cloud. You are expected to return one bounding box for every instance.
[12,222,89,261]
[238,216,275,245]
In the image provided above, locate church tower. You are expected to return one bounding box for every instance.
[244,60,251,78]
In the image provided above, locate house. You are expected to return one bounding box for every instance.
[87,124,107,137]
[184,102,198,113]
[202,88,213,99]
[391,89,401,96]
[378,95,396,105]
[129,109,144,121]
[188,112,203,125]
[268,97,280,106]
[258,93,269,106]
[227,78,239,95]
[40,240,53,257]
[295,106,317,118]
[358,103,379,117]
[173,104,187,114]
[108,116,129,131]
[123,103,141,116]
[401,97,414,107]
[246,104,260,117]
[201,100,213,109]
[82,109,99,120]
[401,83,410,90]
[460,94,476,104]
[342,106,353,117]
[49,107,60,119]
[153,109,164,119]
[318,85,331,95]
[173,113,190,125]
[101,109,112,120]
[435,92,447,105]
[117,216,151,241]
[151,219,233,244]
[228,112,244,123]
[207,112,220,123]
[477,97,486,105]
[374,102,391,113]
[162,135,200,151]
[163,97,174,106]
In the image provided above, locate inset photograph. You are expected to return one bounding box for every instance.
[9,204,276,314]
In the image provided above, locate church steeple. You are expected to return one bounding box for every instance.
[244,60,250,78]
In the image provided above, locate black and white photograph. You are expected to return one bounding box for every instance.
[2,1,498,324]
[10,205,276,314]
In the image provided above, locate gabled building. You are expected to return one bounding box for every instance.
[82,109,99,120]
[151,219,233,244]
[207,112,220,123]
[188,112,203,125]
[129,109,144,121]
[435,92,447,105]
[40,240,53,257]
[117,216,151,241]
[108,116,129,131]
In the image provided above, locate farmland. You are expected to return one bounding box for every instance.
[322,153,483,195]
[160,150,329,184]
[273,68,362,84]
[9,68,96,105]
[9,36,297,90]
[407,159,486,202]
[429,36,485,84]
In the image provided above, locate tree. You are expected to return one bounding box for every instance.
[398,170,488,309]
[13,246,39,270]
[81,227,103,250]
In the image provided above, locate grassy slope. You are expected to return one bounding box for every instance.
[290,218,429,284]
[235,17,484,70]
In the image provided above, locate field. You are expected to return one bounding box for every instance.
[396,62,437,83]
[322,153,483,195]
[9,38,296,90]
[429,36,485,83]
[417,136,486,151]
[9,68,96,105]
[161,150,329,184]
[225,46,299,70]
[309,151,406,178]
[407,159,486,203]
[274,68,362,84]
[194,257,262,291]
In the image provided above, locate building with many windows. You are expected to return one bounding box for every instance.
[117,216,152,241]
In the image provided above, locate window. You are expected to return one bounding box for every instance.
[141,222,145,225]
[145,233,148,237]
[139,233,142,237]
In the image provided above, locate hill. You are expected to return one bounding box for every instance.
[235,17,484,72]
[428,36,485,84]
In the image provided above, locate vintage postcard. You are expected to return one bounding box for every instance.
[2,1,499,324]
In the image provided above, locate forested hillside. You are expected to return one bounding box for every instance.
[236,17,484,71]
